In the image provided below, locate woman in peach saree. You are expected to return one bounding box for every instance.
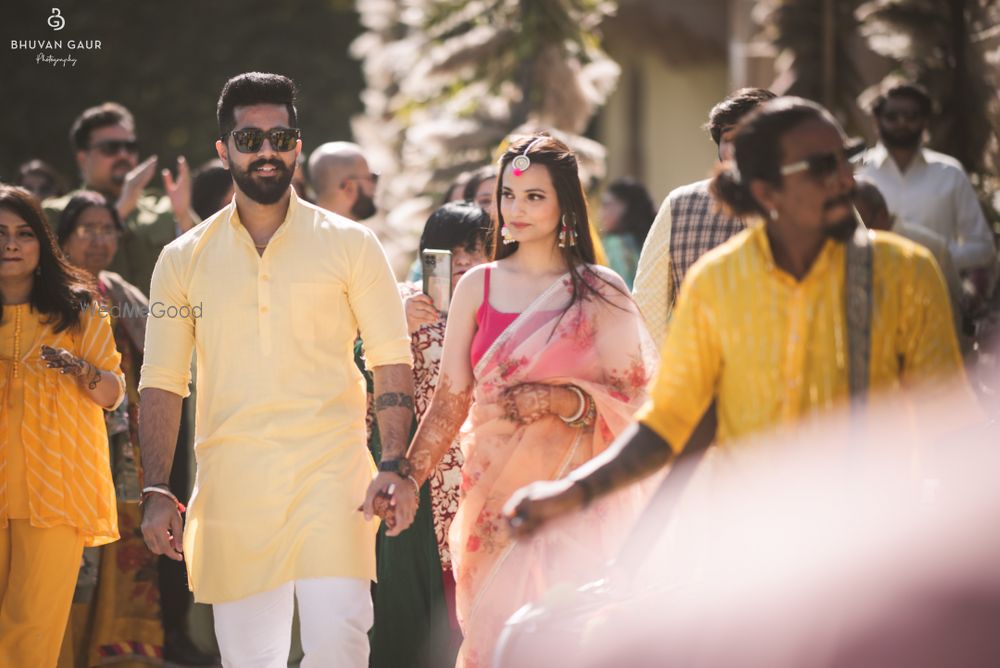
[363,133,657,668]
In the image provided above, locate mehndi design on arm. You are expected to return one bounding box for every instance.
[408,373,472,485]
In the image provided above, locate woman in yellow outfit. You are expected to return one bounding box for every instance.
[0,185,125,668]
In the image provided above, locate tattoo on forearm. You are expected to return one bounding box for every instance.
[408,374,472,484]
[372,364,415,460]
[374,392,415,411]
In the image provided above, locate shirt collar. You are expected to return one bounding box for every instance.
[227,186,299,242]
[871,142,928,170]
[750,220,839,283]
[867,143,890,168]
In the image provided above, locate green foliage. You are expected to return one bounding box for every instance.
[754,0,869,133]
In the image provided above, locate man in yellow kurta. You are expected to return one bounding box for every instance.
[504,97,980,533]
[137,73,414,668]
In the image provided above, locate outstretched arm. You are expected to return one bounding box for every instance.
[361,266,484,535]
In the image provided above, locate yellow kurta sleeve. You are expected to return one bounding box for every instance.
[138,244,195,397]
[348,228,412,369]
[79,306,126,411]
[632,196,673,349]
[635,269,721,454]
[898,248,964,386]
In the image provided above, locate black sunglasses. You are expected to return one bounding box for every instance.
[224,127,300,153]
[91,139,139,157]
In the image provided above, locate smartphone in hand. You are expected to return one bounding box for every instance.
[422,249,453,315]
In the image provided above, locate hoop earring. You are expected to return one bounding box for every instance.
[558,214,578,249]
[501,224,515,245]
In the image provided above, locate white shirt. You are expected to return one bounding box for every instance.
[856,143,995,271]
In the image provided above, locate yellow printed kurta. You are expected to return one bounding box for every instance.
[0,304,125,546]
[138,190,412,604]
[637,223,969,451]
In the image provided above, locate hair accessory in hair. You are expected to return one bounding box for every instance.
[511,137,545,176]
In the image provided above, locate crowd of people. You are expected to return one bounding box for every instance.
[0,69,996,668]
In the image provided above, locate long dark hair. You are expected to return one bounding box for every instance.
[0,185,94,332]
[492,133,627,315]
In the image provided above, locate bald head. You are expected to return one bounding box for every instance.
[309,142,366,195]
[308,141,377,220]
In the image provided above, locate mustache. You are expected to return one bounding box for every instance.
[249,158,288,172]
[113,159,133,171]
[824,191,854,212]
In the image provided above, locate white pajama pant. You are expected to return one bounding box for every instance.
[213,577,373,668]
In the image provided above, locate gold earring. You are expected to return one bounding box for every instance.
[558,214,577,248]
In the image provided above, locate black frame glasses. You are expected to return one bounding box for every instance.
[224,127,301,153]
[91,139,139,157]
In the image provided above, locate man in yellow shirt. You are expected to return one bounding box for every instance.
[505,97,977,532]
[137,73,414,667]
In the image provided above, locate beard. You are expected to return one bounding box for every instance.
[823,191,859,242]
[879,124,923,150]
[825,214,858,242]
[350,190,376,220]
[231,158,294,205]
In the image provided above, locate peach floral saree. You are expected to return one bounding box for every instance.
[451,269,658,668]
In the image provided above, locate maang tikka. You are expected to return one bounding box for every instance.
[503,136,547,244]
[511,137,545,177]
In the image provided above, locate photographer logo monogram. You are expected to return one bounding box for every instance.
[47,8,65,31]
[9,7,103,67]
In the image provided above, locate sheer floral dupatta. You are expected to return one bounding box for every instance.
[450,269,658,668]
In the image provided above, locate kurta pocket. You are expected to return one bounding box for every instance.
[290,282,342,343]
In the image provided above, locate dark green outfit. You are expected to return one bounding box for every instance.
[44,189,181,295]
[355,340,461,668]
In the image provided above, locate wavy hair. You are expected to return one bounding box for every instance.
[492,133,627,316]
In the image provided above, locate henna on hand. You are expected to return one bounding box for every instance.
[371,485,397,529]
[407,373,472,485]
[502,383,555,425]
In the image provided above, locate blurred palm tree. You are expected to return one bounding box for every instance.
[351,0,619,259]
[753,0,869,133]
[856,0,999,200]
